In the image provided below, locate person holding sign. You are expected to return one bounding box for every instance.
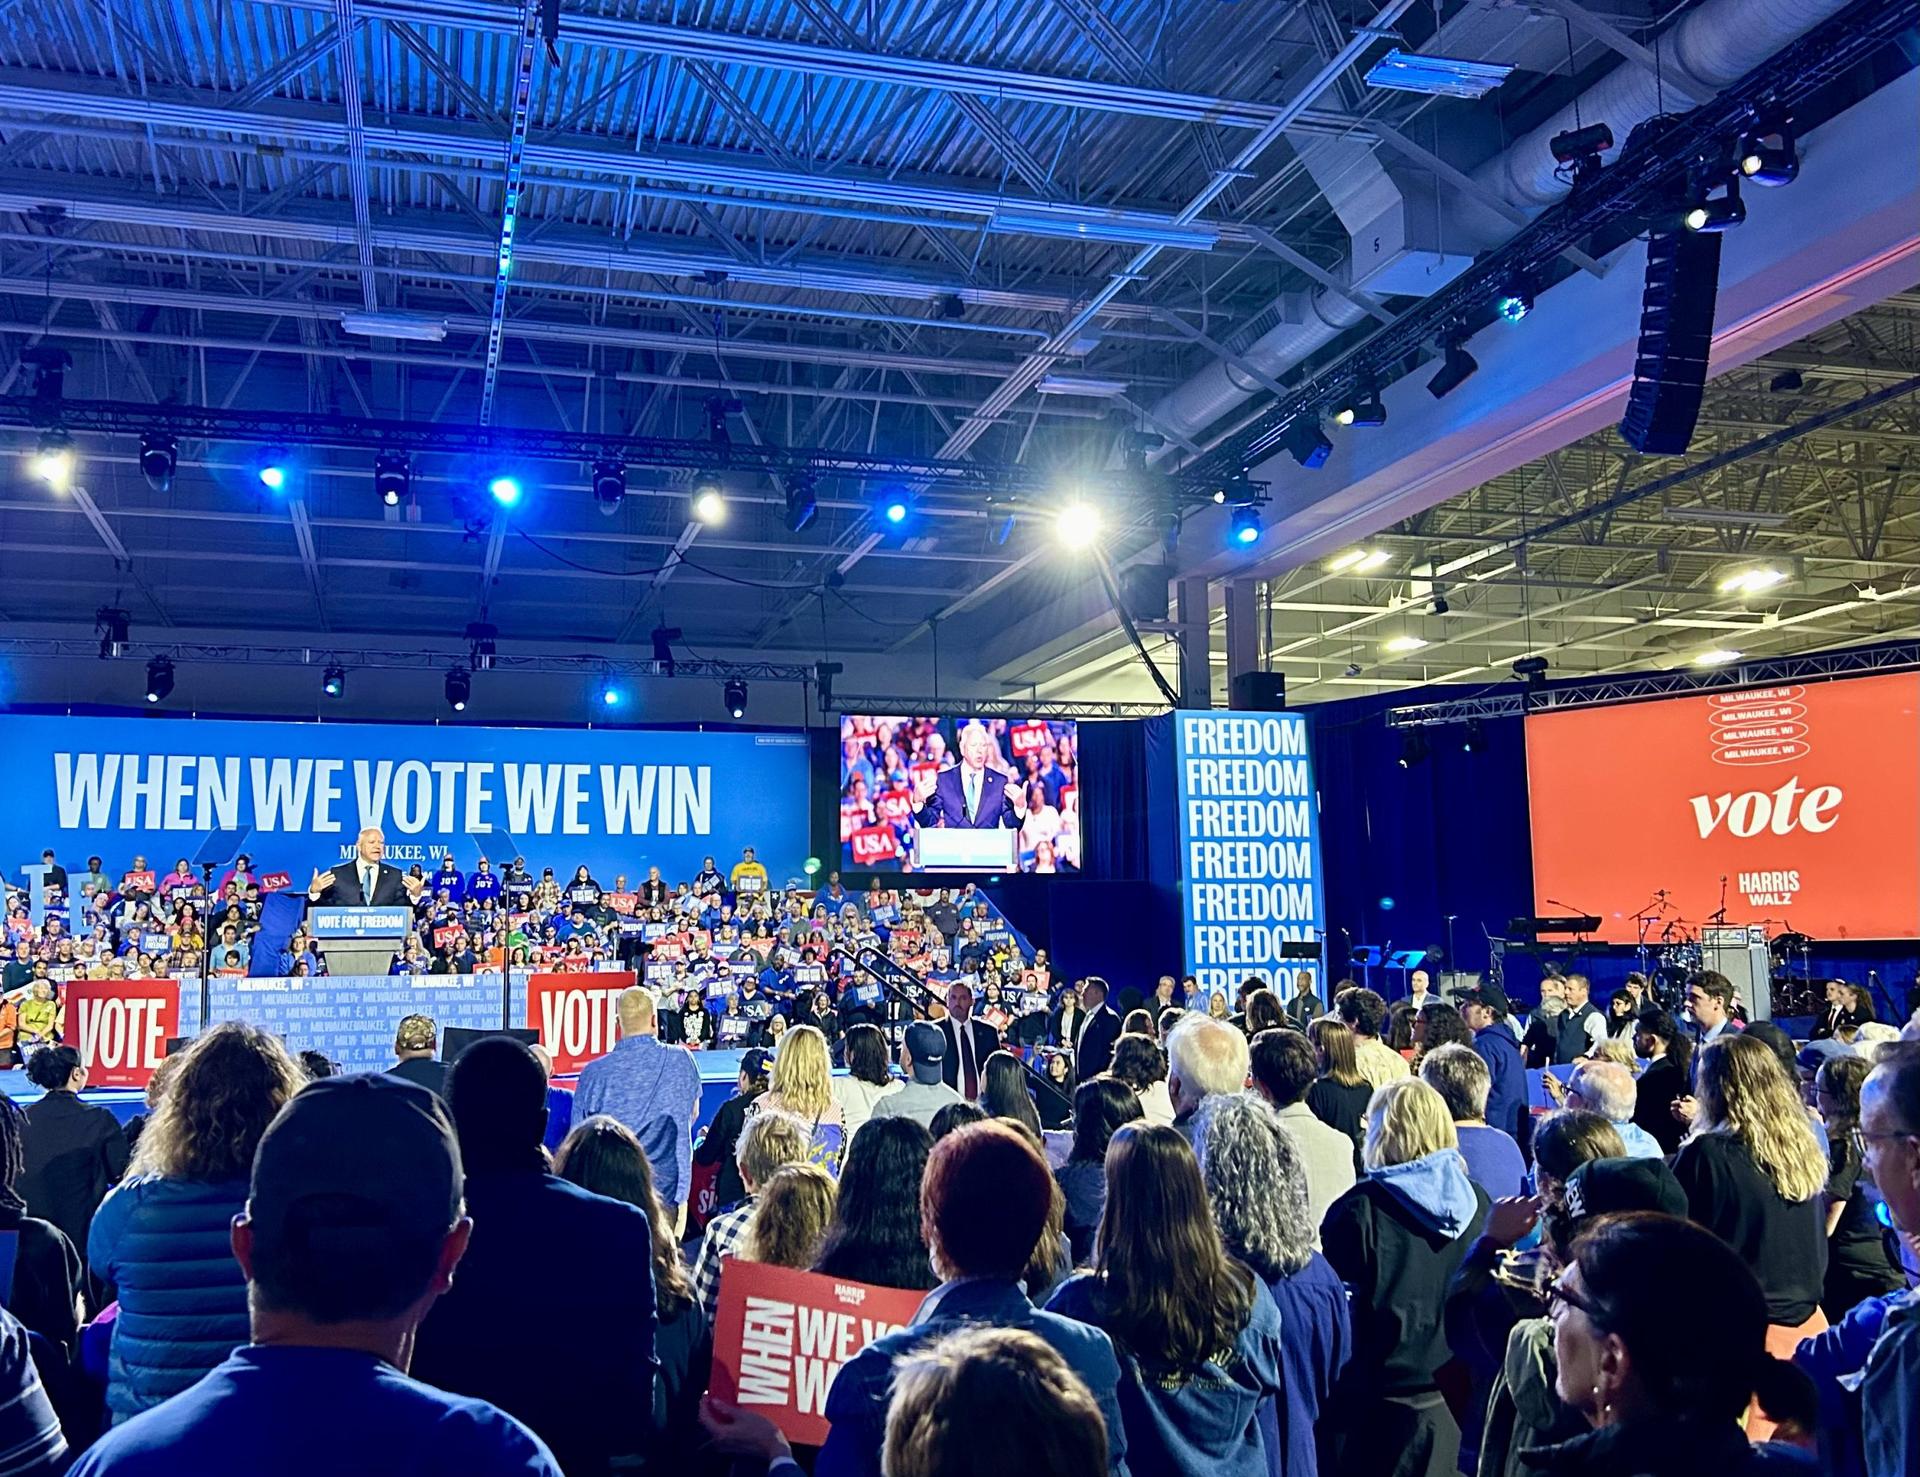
[914,724,1026,831]
[305,828,423,909]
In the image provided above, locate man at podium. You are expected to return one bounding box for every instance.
[305,827,423,907]
[915,724,1028,830]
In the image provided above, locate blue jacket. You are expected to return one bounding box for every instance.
[818,1278,1128,1477]
[1047,1271,1282,1477]
[1259,1255,1351,1477]
[88,1175,251,1421]
[1473,1024,1529,1143]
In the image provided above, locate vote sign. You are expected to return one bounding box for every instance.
[524,970,637,1075]
[69,978,179,1088]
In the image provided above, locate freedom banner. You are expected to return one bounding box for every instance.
[68,977,179,1088]
[1173,710,1326,1002]
[3,714,808,889]
[525,970,638,1075]
[1527,672,1920,940]
[708,1262,923,1445]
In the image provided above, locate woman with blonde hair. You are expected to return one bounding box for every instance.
[89,1022,306,1422]
[1671,1031,1830,1430]
[742,1162,837,1270]
[1320,1077,1489,1477]
[754,1024,845,1174]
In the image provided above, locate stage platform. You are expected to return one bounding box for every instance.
[0,1071,146,1125]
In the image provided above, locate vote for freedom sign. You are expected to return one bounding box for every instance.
[708,1262,922,1445]
[68,978,180,1089]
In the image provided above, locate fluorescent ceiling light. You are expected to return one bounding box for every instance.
[1717,566,1787,595]
[1694,648,1744,667]
[1383,635,1429,653]
[1035,374,1131,398]
[1327,548,1391,574]
[1364,49,1514,99]
[987,209,1220,251]
[1665,507,1790,528]
[341,312,449,342]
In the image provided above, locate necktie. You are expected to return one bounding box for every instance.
[964,772,978,821]
[362,866,375,901]
[959,1021,978,1099]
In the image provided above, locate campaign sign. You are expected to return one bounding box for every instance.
[1173,710,1325,1001]
[309,907,413,940]
[709,1263,922,1445]
[69,977,179,1088]
[525,970,637,1075]
[6,714,808,886]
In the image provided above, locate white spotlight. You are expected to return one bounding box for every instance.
[1056,501,1102,549]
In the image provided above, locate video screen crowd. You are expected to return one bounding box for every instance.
[0,842,1914,1477]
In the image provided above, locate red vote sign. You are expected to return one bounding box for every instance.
[708,1262,923,1445]
[524,970,638,1075]
[68,978,179,1089]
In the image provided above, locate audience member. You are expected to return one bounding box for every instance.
[413,1036,658,1476]
[19,1045,129,1274]
[1630,1011,1692,1156]
[90,1023,305,1421]
[0,1096,82,1355]
[1106,1034,1174,1127]
[813,1116,937,1292]
[1671,1032,1830,1421]
[1305,1019,1370,1171]
[868,1023,965,1132]
[1248,1028,1356,1233]
[1455,985,1529,1144]
[387,1015,448,1097]
[830,1025,901,1140]
[1167,1014,1250,1143]
[1564,1061,1661,1159]
[980,1051,1042,1137]
[573,988,702,1219]
[1549,974,1608,1064]
[1242,988,1285,1038]
[1321,1078,1489,1477]
[741,1163,836,1270]
[1410,1002,1471,1068]
[690,1109,810,1322]
[70,1074,561,1476]
[1530,1213,1811,1477]
[1419,1043,1527,1200]
[691,1048,771,1225]
[1073,978,1123,1083]
[1811,1053,1906,1321]
[1193,1091,1350,1477]
[1687,971,1741,1047]
[818,1122,1125,1477]
[554,1115,707,1477]
[1336,989,1409,1092]
[755,1025,847,1173]
[927,1101,987,1140]
[1048,1123,1282,1477]
[1057,1078,1143,1264]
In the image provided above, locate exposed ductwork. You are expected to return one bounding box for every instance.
[1144,0,1859,451]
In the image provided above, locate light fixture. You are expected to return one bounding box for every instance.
[1738,120,1797,186]
[1513,655,1550,688]
[1364,49,1513,100]
[1384,635,1429,654]
[1229,506,1261,546]
[29,431,73,491]
[1549,122,1613,188]
[1695,648,1743,667]
[598,674,624,709]
[1683,176,1746,233]
[1057,501,1102,549]
[465,622,498,671]
[650,625,681,676]
[1462,718,1485,753]
[878,489,911,526]
[1283,417,1333,469]
[691,476,727,525]
[1430,591,1450,616]
[322,665,346,699]
[1327,548,1390,574]
[488,475,523,509]
[1496,279,1535,323]
[340,311,448,342]
[784,473,818,533]
[1718,566,1786,596]
[1333,386,1385,427]
[723,678,748,719]
[445,667,472,711]
[257,455,288,492]
[990,511,1016,545]
[144,655,174,704]
[139,431,177,493]
[1427,341,1479,399]
[95,606,130,660]
[1397,730,1430,769]
[592,460,625,517]
[374,452,410,508]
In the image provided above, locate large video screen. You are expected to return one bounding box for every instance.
[838,716,1081,873]
[1525,672,1920,942]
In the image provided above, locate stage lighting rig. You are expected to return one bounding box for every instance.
[1512,655,1549,688]
[1495,278,1535,323]
[145,655,174,704]
[374,452,410,508]
[139,431,177,493]
[445,667,472,712]
[784,472,818,533]
[1427,340,1479,400]
[1739,117,1798,186]
[650,626,682,676]
[1283,417,1333,469]
[1549,122,1614,188]
[322,665,346,699]
[1397,730,1429,769]
[95,606,130,660]
[29,430,73,490]
[690,473,727,525]
[1683,176,1746,232]
[723,678,748,719]
[592,460,625,517]
[814,660,843,708]
[1333,386,1386,428]
[466,622,499,672]
[1229,506,1261,547]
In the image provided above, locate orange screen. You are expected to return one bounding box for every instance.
[1525,672,1920,942]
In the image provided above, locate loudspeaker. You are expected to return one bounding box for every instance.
[1121,562,1171,622]
[1229,671,1287,710]
[1620,227,1722,454]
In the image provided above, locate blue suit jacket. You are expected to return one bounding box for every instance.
[817,1278,1129,1477]
[916,766,1019,830]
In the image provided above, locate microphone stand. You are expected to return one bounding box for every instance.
[197,861,217,1026]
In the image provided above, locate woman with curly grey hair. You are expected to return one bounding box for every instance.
[1193,1091,1352,1477]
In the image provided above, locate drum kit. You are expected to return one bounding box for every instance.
[1632,889,1822,1017]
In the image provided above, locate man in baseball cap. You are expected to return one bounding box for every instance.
[869,1020,965,1131]
[1456,982,1529,1142]
[70,1073,560,1475]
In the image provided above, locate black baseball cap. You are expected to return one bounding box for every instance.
[1454,981,1511,1017]
[740,1047,775,1082]
[1562,1155,1687,1223]
[248,1074,462,1247]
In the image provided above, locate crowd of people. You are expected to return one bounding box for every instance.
[0,836,1913,1477]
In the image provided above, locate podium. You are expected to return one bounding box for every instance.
[306,906,413,976]
[916,828,1018,873]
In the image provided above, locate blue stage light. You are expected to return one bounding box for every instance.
[488,475,523,508]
